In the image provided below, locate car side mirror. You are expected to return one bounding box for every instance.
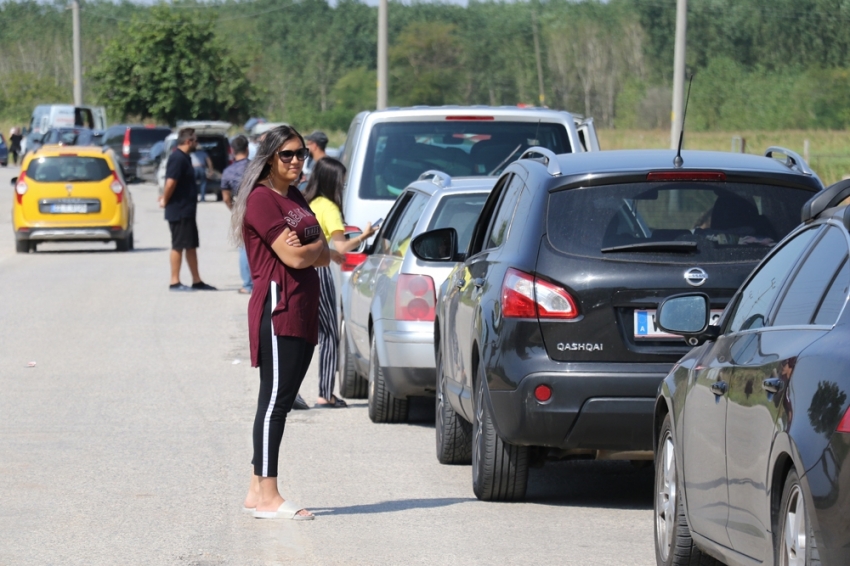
[411,228,459,262]
[10,177,18,186]
[31,133,44,143]
[656,293,719,346]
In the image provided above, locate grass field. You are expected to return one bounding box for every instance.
[599,129,850,185]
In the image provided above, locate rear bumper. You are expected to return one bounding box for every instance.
[488,365,669,451]
[16,227,129,242]
[375,318,436,398]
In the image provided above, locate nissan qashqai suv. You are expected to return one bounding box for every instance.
[411,146,824,501]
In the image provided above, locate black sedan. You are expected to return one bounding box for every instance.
[413,147,823,501]
[653,179,850,566]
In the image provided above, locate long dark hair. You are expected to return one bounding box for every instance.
[230,125,305,245]
[302,157,346,216]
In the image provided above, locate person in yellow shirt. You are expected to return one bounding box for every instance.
[303,157,377,407]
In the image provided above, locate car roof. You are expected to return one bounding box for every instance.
[34,145,114,159]
[362,106,580,122]
[406,175,498,198]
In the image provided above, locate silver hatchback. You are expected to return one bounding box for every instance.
[340,172,497,422]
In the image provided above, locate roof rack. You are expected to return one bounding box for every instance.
[765,146,816,177]
[418,170,452,189]
[801,178,850,224]
[519,147,561,176]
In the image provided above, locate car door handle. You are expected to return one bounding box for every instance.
[710,381,728,396]
[473,278,485,288]
[762,377,784,394]
[456,279,465,289]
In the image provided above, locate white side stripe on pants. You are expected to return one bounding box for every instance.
[262,281,280,477]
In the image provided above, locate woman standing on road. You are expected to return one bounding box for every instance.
[231,125,330,520]
[302,157,376,408]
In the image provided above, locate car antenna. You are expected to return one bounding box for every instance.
[673,74,694,169]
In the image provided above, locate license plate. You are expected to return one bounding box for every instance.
[50,203,88,214]
[634,309,723,339]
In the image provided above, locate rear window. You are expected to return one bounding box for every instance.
[547,182,813,264]
[427,193,489,252]
[26,156,112,182]
[130,128,171,145]
[360,121,571,200]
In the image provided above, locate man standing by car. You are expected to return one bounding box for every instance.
[220,135,253,294]
[303,131,328,180]
[159,128,216,292]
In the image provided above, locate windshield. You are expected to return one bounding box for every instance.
[27,156,112,182]
[360,121,571,199]
[547,182,813,264]
[428,192,489,252]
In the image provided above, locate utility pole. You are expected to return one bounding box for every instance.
[72,0,83,105]
[377,0,388,110]
[670,0,687,149]
[531,6,546,107]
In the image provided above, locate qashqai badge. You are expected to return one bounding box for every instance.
[684,267,708,287]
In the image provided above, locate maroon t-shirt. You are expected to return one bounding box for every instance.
[244,184,322,366]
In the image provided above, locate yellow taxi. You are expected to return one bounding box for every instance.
[11,145,134,253]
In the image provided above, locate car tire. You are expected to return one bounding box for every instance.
[654,413,721,566]
[436,343,472,465]
[338,319,367,399]
[472,363,529,501]
[15,240,29,254]
[776,468,820,566]
[116,232,133,252]
[367,333,408,423]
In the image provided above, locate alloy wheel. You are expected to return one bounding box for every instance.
[781,484,807,566]
[655,434,676,563]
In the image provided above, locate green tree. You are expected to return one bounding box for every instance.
[90,6,256,124]
[389,22,462,106]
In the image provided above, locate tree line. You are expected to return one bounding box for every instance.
[1,0,850,132]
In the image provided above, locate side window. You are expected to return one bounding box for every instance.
[484,174,524,250]
[374,192,412,255]
[774,227,849,326]
[727,228,818,333]
[388,192,429,258]
[341,119,361,168]
[468,174,512,256]
[814,258,850,325]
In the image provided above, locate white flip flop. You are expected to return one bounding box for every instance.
[253,500,314,521]
[241,506,255,514]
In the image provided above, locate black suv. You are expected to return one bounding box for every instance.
[102,125,171,179]
[412,147,824,501]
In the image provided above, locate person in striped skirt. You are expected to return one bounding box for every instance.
[303,157,377,407]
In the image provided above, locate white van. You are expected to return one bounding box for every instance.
[29,104,107,133]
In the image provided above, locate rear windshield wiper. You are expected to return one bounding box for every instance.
[601,241,698,254]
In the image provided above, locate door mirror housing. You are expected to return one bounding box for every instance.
[10,177,18,186]
[656,293,719,346]
[411,228,459,262]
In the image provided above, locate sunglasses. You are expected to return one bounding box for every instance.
[277,148,310,163]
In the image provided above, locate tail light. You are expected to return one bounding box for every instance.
[227,144,234,165]
[122,129,131,157]
[396,274,436,321]
[15,173,28,204]
[341,252,367,272]
[837,407,850,433]
[110,171,124,203]
[501,268,579,320]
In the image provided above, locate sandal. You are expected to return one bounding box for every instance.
[253,500,314,521]
[314,397,347,408]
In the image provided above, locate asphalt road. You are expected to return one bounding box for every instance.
[0,165,656,566]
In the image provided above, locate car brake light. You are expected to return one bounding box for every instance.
[445,116,494,121]
[228,144,234,165]
[501,268,579,319]
[15,172,27,204]
[110,171,124,203]
[122,129,131,157]
[396,274,436,321]
[837,407,850,433]
[341,252,367,272]
[534,384,552,402]
[646,171,726,182]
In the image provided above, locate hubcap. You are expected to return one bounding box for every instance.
[655,435,676,562]
[472,379,484,474]
[782,484,807,566]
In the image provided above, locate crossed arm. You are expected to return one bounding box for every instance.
[271,228,331,269]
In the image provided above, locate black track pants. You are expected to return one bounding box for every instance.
[253,284,315,478]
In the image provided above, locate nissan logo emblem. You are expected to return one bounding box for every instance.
[684,267,708,287]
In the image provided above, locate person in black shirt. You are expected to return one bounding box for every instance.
[159,128,216,292]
